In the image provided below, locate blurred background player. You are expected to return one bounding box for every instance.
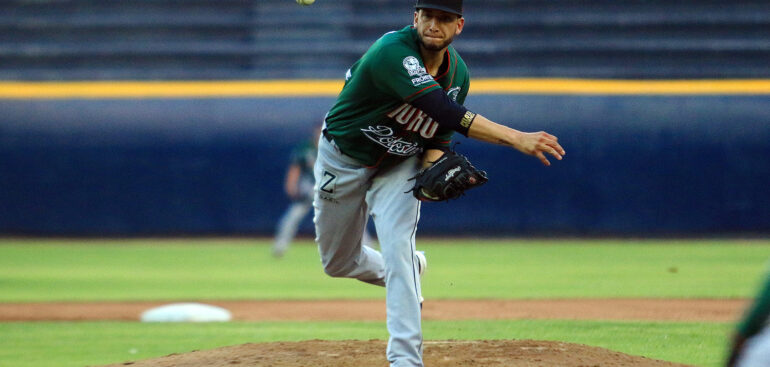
[272,127,318,257]
[273,126,374,257]
[727,263,770,367]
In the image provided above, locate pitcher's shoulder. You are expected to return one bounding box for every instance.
[372,26,417,48]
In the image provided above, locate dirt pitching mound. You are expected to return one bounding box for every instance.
[103,339,693,367]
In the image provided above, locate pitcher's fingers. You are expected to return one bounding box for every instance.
[537,141,563,160]
[547,147,563,161]
[536,151,551,166]
[548,140,566,156]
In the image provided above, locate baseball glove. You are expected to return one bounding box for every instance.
[408,150,488,202]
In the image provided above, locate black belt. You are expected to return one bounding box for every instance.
[322,128,333,142]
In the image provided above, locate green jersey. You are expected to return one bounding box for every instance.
[325,25,470,167]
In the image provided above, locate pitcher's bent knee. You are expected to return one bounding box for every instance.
[322,258,357,278]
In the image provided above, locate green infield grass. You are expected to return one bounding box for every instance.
[0,238,767,367]
[0,238,767,301]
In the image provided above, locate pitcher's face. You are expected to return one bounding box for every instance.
[414,8,464,51]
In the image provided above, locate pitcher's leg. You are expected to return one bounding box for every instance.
[313,138,385,285]
[367,157,424,367]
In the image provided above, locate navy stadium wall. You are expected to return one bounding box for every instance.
[1,93,768,236]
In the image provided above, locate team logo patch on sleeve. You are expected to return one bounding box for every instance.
[402,56,434,86]
[402,56,425,76]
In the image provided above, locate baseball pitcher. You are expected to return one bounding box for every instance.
[313,1,565,366]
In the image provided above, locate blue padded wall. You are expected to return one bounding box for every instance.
[1,95,768,236]
[0,97,329,235]
[423,94,770,236]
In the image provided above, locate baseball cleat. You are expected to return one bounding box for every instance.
[415,250,427,303]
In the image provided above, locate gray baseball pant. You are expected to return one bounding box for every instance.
[313,136,424,367]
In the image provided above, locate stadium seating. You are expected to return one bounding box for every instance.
[1,0,768,79]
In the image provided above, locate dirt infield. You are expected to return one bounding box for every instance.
[0,298,747,322]
[101,339,694,367]
[3,299,742,366]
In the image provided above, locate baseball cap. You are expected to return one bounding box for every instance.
[415,0,463,16]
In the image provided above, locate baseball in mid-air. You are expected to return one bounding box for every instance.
[296,0,315,5]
